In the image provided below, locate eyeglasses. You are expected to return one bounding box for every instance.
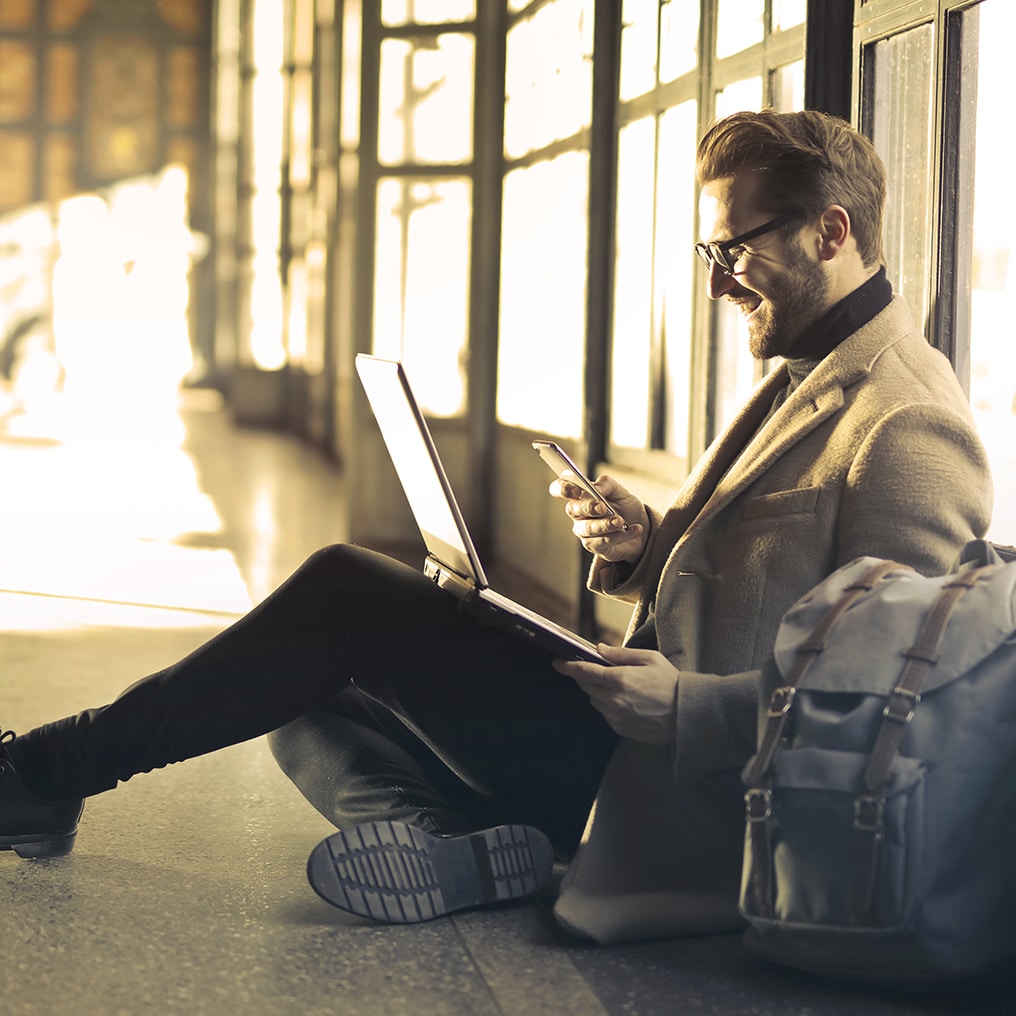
[694,212,799,276]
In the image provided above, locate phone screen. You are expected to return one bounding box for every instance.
[532,441,628,529]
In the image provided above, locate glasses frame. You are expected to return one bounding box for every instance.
[694,212,799,276]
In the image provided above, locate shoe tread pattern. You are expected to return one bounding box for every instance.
[307,821,552,923]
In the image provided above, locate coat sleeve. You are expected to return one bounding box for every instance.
[587,504,663,603]
[672,667,759,784]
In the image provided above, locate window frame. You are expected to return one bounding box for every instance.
[853,0,986,382]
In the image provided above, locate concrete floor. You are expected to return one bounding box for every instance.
[2,382,1015,1016]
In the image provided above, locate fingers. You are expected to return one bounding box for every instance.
[554,662,617,698]
[564,495,616,523]
[548,476,596,501]
[548,473,646,562]
[573,518,643,558]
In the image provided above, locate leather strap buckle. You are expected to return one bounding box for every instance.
[745,788,772,822]
[766,686,796,719]
[882,686,921,724]
[853,794,885,835]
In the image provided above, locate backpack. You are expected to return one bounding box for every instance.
[739,539,1016,983]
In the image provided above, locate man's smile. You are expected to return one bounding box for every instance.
[729,292,763,318]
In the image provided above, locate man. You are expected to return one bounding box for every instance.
[1,111,991,941]
[550,109,993,942]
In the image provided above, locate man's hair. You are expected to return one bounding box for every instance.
[696,109,886,267]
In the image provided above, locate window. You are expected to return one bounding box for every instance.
[608,2,806,476]
[369,8,477,416]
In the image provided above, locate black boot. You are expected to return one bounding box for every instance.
[307,820,554,923]
[0,729,84,859]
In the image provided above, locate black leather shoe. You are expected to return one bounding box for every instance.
[307,820,554,923]
[0,729,84,859]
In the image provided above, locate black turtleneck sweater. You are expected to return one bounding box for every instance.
[763,266,893,424]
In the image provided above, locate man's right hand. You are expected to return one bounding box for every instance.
[549,473,649,564]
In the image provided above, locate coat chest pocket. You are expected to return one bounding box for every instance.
[741,486,820,522]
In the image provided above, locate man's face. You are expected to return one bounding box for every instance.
[698,172,829,360]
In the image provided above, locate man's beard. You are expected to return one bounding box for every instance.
[743,244,830,360]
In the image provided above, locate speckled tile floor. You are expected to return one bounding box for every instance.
[2,382,1015,1016]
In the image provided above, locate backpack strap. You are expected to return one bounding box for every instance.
[744,559,902,787]
[848,564,998,922]
[743,559,902,919]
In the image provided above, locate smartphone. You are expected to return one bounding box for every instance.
[532,440,628,530]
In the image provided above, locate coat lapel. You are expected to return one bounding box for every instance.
[677,355,869,545]
[653,296,908,573]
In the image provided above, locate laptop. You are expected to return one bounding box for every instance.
[355,354,606,663]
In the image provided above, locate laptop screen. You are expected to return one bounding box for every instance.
[355,355,487,586]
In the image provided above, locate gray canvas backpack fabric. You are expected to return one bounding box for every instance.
[739,539,1016,982]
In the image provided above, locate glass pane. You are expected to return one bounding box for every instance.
[959,1,1016,541]
[247,3,286,369]
[504,0,593,160]
[381,0,475,26]
[659,0,699,83]
[770,58,804,112]
[288,67,313,187]
[772,0,806,31]
[866,24,934,333]
[714,75,763,120]
[47,45,79,123]
[497,152,589,435]
[373,177,472,416]
[0,0,34,31]
[378,34,474,165]
[48,0,94,32]
[609,100,697,457]
[619,0,658,102]
[710,288,762,434]
[715,0,763,59]
[44,134,77,204]
[292,0,314,63]
[711,79,764,433]
[166,47,202,129]
[0,41,37,120]
[655,100,697,456]
[610,117,656,449]
[0,133,35,211]
[340,0,361,148]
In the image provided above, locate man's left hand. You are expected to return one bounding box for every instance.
[553,645,678,744]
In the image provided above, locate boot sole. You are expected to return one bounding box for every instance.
[307,821,553,923]
[0,830,77,859]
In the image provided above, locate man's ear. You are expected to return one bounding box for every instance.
[816,205,851,261]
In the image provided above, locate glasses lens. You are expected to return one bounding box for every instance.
[696,242,732,274]
[695,243,724,273]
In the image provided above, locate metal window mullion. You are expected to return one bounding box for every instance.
[353,0,381,366]
[933,0,980,380]
[689,0,717,462]
[465,0,505,562]
[577,0,622,638]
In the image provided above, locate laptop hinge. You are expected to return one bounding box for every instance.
[424,556,477,600]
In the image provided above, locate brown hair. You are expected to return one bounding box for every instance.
[696,109,886,267]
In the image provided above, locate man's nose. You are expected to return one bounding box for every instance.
[706,262,736,300]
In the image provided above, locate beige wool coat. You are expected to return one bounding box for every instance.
[553,296,993,944]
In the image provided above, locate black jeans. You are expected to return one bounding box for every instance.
[13,546,619,855]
